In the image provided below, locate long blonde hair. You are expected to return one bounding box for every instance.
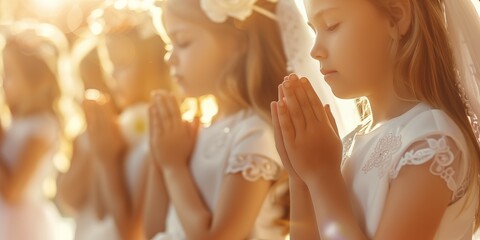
[372,0,480,229]
[159,0,290,231]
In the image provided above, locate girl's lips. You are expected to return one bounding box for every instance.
[321,70,338,82]
[321,69,338,76]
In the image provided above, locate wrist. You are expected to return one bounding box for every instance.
[161,160,189,175]
[290,177,308,189]
[162,165,189,185]
[305,170,344,192]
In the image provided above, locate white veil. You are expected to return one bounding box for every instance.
[444,0,480,142]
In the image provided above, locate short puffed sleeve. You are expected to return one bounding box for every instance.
[225,115,283,182]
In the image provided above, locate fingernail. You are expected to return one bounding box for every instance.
[279,100,285,107]
[300,78,308,83]
[283,81,291,88]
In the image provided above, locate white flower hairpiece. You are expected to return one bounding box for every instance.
[200,0,277,23]
[118,102,149,146]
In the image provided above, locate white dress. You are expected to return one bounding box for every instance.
[342,103,479,239]
[0,114,62,240]
[153,109,287,240]
[74,205,118,240]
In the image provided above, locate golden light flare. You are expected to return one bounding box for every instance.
[84,88,110,104]
[29,0,66,16]
[181,95,218,127]
[42,176,57,200]
[199,95,218,126]
[53,152,71,174]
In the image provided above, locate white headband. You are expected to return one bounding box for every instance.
[200,0,278,23]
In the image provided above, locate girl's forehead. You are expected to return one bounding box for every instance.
[304,0,346,18]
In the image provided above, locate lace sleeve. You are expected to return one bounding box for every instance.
[225,154,281,182]
[389,135,470,202]
[224,114,282,182]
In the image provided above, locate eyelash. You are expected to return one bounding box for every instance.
[176,41,191,48]
[326,23,340,32]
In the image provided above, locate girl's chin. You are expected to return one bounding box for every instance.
[329,87,362,100]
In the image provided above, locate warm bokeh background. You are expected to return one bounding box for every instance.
[0,1,479,239]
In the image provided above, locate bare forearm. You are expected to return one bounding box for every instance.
[162,166,212,239]
[95,160,134,239]
[93,166,107,219]
[56,157,92,213]
[290,180,321,240]
[143,163,169,239]
[307,172,366,240]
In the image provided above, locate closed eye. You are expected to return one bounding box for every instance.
[176,41,191,48]
[326,23,341,32]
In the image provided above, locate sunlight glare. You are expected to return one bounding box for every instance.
[29,0,66,16]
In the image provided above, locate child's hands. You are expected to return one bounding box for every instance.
[83,95,126,164]
[272,74,342,185]
[149,91,199,171]
[271,81,303,183]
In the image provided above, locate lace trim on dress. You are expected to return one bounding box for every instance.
[389,136,466,201]
[225,154,280,182]
[362,133,402,177]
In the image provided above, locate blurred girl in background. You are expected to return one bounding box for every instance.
[56,33,119,240]
[57,1,172,239]
[0,22,67,240]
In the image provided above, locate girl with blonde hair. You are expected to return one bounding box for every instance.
[58,1,172,239]
[0,22,67,240]
[145,0,293,239]
[56,33,119,240]
[272,0,480,239]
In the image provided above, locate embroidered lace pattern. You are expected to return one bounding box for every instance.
[362,133,402,177]
[389,136,467,202]
[225,154,280,182]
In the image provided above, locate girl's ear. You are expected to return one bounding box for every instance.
[387,0,412,39]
